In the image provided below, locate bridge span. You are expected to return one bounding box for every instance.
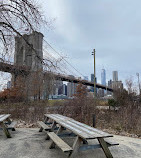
[0,62,113,92]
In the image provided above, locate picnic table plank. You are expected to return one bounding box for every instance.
[0,115,5,119]
[47,132,73,152]
[56,114,113,137]
[0,114,11,122]
[42,114,118,158]
[45,114,97,139]
[45,114,91,139]
[37,121,51,131]
[45,114,112,139]
[0,114,12,138]
[0,114,16,138]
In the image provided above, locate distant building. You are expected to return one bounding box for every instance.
[108,79,112,87]
[97,88,104,97]
[112,81,123,90]
[101,69,106,86]
[62,84,67,96]
[67,75,77,97]
[107,79,112,95]
[7,81,11,89]
[113,71,118,81]
[53,80,63,95]
[112,71,123,90]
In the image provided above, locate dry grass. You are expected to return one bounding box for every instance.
[0,94,140,137]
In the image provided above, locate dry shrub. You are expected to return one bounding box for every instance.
[47,97,99,126]
[0,101,47,123]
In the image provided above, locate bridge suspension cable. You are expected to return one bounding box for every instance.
[43,39,85,78]
[43,48,78,77]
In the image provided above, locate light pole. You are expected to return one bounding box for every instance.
[136,73,141,95]
[92,49,96,98]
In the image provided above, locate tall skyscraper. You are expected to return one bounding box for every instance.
[7,81,11,89]
[108,79,112,87]
[101,69,106,86]
[113,71,118,81]
[112,71,123,90]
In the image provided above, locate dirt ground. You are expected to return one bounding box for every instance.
[0,128,141,158]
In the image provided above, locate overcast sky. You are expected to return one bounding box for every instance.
[39,0,141,85]
[1,0,141,89]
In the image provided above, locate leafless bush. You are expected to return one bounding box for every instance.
[47,97,98,126]
[0,101,47,123]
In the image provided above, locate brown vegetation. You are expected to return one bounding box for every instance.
[0,79,140,138]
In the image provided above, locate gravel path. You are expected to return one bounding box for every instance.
[0,128,141,158]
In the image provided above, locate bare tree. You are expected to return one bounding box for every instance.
[0,0,66,101]
[0,0,45,59]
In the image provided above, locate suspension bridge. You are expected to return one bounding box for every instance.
[0,31,113,93]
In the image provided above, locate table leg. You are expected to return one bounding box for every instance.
[6,118,16,131]
[46,121,56,140]
[39,116,49,132]
[0,122,11,138]
[82,139,88,144]
[6,117,12,124]
[68,136,82,158]
[98,137,113,158]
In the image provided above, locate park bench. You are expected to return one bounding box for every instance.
[38,114,119,158]
[0,114,17,138]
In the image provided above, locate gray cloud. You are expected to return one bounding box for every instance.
[1,0,140,90]
[41,0,141,84]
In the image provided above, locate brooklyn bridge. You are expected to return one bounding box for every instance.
[0,31,113,98]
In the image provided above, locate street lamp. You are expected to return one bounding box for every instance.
[136,73,140,95]
[92,49,96,98]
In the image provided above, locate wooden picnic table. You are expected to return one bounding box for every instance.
[0,114,16,138]
[38,114,119,158]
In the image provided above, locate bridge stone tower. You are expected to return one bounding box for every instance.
[14,31,43,71]
[13,31,44,100]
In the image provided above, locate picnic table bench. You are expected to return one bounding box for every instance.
[38,114,119,158]
[0,114,16,138]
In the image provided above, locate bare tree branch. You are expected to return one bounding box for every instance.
[0,0,45,59]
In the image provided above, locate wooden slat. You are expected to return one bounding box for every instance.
[37,121,51,130]
[47,132,73,152]
[0,115,5,119]
[54,115,99,138]
[45,114,91,139]
[0,114,11,122]
[105,140,119,146]
[56,114,112,138]
[45,114,96,139]
[45,114,112,139]
[56,116,110,138]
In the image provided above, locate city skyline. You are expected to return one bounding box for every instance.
[1,0,141,90]
[39,0,141,84]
